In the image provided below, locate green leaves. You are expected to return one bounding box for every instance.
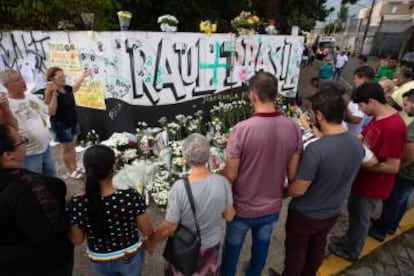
[1,0,338,32]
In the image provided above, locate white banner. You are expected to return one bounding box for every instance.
[0,31,303,106]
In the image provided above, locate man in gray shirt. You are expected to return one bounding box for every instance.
[271,83,375,276]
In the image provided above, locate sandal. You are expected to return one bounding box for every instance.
[69,171,83,180]
[75,167,85,174]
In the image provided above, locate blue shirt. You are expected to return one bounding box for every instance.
[319,64,333,80]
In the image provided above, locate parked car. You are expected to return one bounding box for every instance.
[402,50,414,69]
[315,37,336,60]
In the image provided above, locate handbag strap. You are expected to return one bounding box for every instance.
[182,177,201,240]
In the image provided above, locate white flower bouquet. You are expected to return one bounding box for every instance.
[147,168,178,208]
[157,14,179,32]
[86,129,100,146]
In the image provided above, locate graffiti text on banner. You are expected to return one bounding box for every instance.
[0,31,303,107]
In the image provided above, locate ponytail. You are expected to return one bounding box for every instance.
[83,145,116,236]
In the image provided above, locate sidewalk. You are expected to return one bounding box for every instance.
[318,203,414,276]
[338,228,414,276]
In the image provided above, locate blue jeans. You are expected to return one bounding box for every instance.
[344,193,379,259]
[333,67,344,80]
[371,174,414,236]
[91,249,144,276]
[220,213,279,276]
[23,145,56,176]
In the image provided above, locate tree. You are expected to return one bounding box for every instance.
[0,0,117,30]
[252,0,334,33]
[0,0,335,33]
[341,0,359,4]
[324,22,345,35]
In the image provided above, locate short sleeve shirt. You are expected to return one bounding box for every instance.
[225,112,302,217]
[67,189,146,253]
[335,55,348,68]
[9,93,51,155]
[319,64,333,80]
[166,175,233,249]
[353,113,407,198]
[289,132,365,219]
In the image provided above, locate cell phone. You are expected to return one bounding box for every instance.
[306,110,316,124]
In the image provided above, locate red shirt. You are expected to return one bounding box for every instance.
[353,113,407,199]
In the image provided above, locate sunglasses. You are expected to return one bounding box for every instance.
[14,136,29,148]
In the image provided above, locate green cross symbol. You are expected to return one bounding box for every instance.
[199,42,230,86]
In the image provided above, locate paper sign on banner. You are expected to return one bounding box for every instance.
[49,43,81,73]
[74,79,106,110]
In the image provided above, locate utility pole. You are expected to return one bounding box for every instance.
[360,0,376,54]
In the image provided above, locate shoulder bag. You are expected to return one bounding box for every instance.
[162,177,201,275]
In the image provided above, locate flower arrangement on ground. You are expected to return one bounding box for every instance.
[96,90,301,209]
[147,167,179,209]
[157,14,179,32]
[86,129,100,146]
[117,10,132,31]
[231,11,260,35]
[100,132,139,167]
[199,20,217,35]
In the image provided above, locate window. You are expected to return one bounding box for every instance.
[389,4,398,14]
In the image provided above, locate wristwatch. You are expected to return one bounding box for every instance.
[53,92,59,97]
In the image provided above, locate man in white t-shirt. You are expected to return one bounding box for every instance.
[334,51,348,81]
[0,69,55,176]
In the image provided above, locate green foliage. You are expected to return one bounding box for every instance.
[0,0,335,33]
[337,5,349,24]
[341,0,359,4]
[278,0,332,32]
[0,0,117,30]
[324,22,345,35]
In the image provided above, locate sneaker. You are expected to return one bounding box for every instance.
[368,229,385,242]
[330,235,347,246]
[268,268,281,276]
[387,229,396,235]
[328,243,358,262]
[69,171,83,180]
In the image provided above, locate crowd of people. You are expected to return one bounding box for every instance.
[0,52,413,276]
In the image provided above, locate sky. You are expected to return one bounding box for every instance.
[316,0,372,27]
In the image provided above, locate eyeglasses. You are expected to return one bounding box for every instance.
[14,136,29,148]
[53,75,66,80]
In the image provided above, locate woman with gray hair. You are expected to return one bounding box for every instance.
[147,133,235,275]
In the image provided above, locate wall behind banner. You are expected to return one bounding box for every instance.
[0,31,303,138]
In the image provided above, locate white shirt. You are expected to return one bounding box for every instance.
[9,92,51,155]
[335,54,348,69]
[346,101,365,136]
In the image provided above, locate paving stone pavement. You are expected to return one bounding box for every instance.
[338,229,414,276]
[58,56,414,275]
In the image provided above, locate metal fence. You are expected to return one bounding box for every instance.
[371,32,405,57]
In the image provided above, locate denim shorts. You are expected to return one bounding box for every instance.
[51,120,80,143]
